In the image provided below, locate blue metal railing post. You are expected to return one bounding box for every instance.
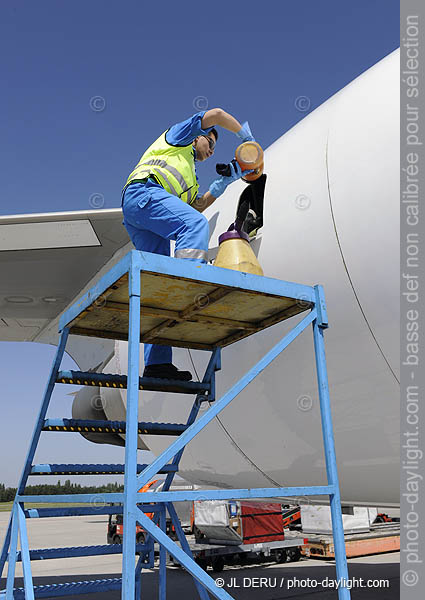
[5,505,19,600]
[313,285,350,600]
[122,256,141,600]
[17,504,34,600]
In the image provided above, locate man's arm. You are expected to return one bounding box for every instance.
[193,159,253,213]
[201,108,242,133]
[191,190,217,213]
[194,111,255,213]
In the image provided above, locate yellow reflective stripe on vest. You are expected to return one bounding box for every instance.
[140,160,191,192]
[123,130,199,203]
[150,167,179,196]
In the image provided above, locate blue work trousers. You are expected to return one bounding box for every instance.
[122,181,209,366]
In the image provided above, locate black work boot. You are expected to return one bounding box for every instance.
[143,363,193,381]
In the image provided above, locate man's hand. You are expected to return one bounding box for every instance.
[236,121,255,143]
[208,162,253,199]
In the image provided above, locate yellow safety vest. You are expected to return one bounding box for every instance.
[123,130,199,205]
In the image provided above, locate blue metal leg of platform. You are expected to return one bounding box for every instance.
[313,286,350,600]
[122,260,141,600]
[5,505,19,600]
[17,504,34,600]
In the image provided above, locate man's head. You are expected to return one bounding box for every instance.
[193,128,218,162]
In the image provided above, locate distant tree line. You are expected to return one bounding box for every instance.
[0,481,124,503]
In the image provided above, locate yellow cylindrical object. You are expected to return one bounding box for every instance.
[214,237,264,276]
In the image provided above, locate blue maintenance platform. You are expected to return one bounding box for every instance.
[0,250,351,600]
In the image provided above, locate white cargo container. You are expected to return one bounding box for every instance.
[300,505,378,534]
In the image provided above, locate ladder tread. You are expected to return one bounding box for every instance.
[1,577,123,599]
[43,418,187,435]
[17,543,148,561]
[56,370,210,394]
[30,463,177,475]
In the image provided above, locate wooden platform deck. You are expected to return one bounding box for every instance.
[62,251,316,350]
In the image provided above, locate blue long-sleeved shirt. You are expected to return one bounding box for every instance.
[166,110,214,148]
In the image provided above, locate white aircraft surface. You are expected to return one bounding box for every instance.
[0,50,399,507]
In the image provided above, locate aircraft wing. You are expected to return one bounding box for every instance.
[0,208,131,347]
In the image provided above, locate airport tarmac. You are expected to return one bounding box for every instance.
[0,512,400,599]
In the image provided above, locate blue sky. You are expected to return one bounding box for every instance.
[0,0,399,486]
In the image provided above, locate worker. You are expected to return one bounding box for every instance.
[122,108,255,381]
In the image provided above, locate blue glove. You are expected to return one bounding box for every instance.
[236,121,255,143]
[209,162,253,199]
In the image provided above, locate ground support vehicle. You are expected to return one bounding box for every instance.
[172,534,308,572]
[107,513,177,545]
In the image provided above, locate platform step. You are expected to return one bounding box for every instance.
[24,506,124,518]
[0,577,122,599]
[43,418,187,436]
[23,505,163,518]
[15,543,148,561]
[56,370,210,395]
[30,463,178,475]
